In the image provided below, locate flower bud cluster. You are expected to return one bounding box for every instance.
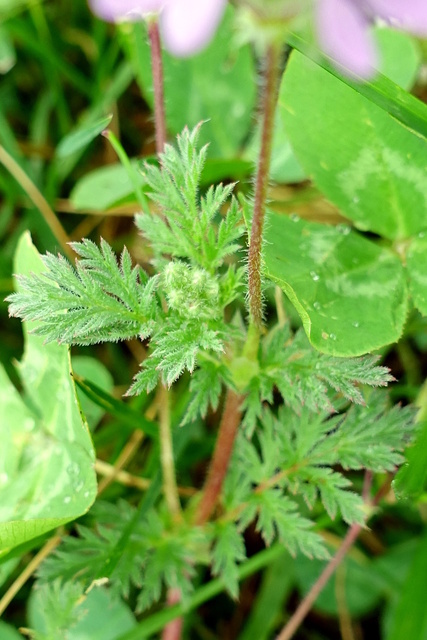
[162,261,220,319]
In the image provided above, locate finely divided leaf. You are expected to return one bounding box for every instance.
[211,523,246,599]
[181,360,223,425]
[8,239,157,345]
[129,317,224,393]
[136,127,244,271]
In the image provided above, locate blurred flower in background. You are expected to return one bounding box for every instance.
[89,0,427,78]
[316,0,427,77]
[88,0,227,56]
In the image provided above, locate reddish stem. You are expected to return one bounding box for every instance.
[148,20,167,154]
[275,472,374,640]
[248,43,281,329]
[161,588,183,640]
[195,390,243,525]
[276,522,362,640]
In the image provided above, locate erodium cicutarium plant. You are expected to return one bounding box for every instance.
[4,1,427,639]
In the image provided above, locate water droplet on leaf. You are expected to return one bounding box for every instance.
[67,462,80,476]
[74,480,84,493]
[337,224,351,235]
[23,418,35,432]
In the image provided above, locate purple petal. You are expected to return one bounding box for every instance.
[160,0,227,57]
[367,0,427,35]
[316,0,378,78]
[88,0,163,22]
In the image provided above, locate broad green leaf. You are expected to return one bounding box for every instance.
[0,233,97,554]
[393,420,427,499]
[56,115,113,159]
[28,584,136,640]
[244,111,306,184]
[394,379,427,499]
[374,28,420,90]
[374,539,419,599]
[0,621,23,640]
[264,213,407,356]
[263,26,419,187]
[380,541,427,638]
[121,6,256,158]
[281,51,427,240]
[70,161,145,211]
[386,533,427,640]
[286,31,427,142]
[71,356,114,431]
[406,233,427,316]
[200,158,253,185]
[70,156,252,212]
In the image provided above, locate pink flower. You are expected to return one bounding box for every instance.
[88,0,227,57]
[316,0,427,78]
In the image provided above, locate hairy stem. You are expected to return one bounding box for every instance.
[159,385,181,520]
[195,389,243,525]
[275,472,374,640]
[248,44,281,329]
[148,20,167,154]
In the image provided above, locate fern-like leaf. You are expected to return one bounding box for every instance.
[8,240,157,345]
[181,360,224,425]
[211,523,246,599]
[129,317,225,393]
[241,325,394,432]
[135,126,244,271]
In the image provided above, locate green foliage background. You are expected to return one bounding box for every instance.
[1,2,427,640]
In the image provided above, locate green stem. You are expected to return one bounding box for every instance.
[158,385,181,520]
[103,130,150,214]
[194,389,243,525]
[116,544,286,640]
[275,471,374,640]
[248,44,281,330]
